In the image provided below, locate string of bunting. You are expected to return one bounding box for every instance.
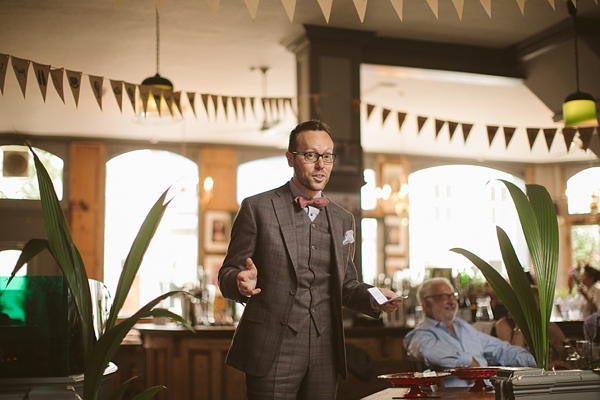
[0,53,296,123]
[361,101,598,153]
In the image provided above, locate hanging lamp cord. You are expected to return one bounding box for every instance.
[567,0,579,92]
[155,7,160,76]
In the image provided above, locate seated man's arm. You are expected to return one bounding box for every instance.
[479,330,537,367]
[405,330,476,369]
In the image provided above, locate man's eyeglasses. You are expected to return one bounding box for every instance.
[291,152,336,164]
[423,292,459,302]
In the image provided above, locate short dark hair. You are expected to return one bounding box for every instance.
[288,120,333,152]
[584,265,600,283]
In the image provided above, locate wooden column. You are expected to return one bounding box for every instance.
[69,142,105,282]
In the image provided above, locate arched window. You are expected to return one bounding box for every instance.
[236,156,291,204]
[104,150,198,316]
[0,145,63,200]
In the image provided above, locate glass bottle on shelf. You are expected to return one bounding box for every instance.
[457,289,471,322]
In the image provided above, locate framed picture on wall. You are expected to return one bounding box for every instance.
[380,162,406,214]
[384,215,407,255]
[204,211,232,252]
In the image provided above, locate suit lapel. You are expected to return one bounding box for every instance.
[272,184,299,273]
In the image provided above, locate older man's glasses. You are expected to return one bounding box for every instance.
[291,152,336,164]
[424,292,459,301]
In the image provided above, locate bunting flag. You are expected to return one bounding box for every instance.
[382,108,391,125]
[390,0,403,21]
[164,89,174,116]
[211,94,219,118]
[173,91,183,115]
[480,0,492,17]
[244,0,259,21]
[366,104,376,120]
[189,92,199,118]
[563,127,577,150]
[397,112,406,130]
[578,127,595,151]
[222,95,229,119]
[447,121,458,139]
[462,123,473,143]
[516,0,525,15]
[526,128,540,150]
[434,119,445,138]
[425,0,438,19]
[32,62,50,102]
[416,116,427,133]
[271,98,279,119]
[261,97,268,119]
[281,0,296,22]
[487,125,499,146]
[66,69,82,107]
[452,0,464,20]
[503,127,516,148]
[547,0,556,10]
[205,0,219,17]
[249,96,256,117]
[240,96,248,119]
[50,68,65,103]
[0,54,8,94]
[11,57,30,99]
[200,93,209,116]
[543,128,557,151]
[231,96,239,119]
[139,84,150,115]
[316,0,333,23]
[110,80,123,112]
[89,75,103,110]
[124,82,136,111]
[353,0,368,23]
[286,98,296,116]
[152,88,162,116]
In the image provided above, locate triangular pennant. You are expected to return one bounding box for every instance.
[211,94,219,117]
[32,62,50,102]
[66,70,82,107]
[503,127,516,148]
[447,121,458,139]
[286,98,296,117]
[353,0,368,23]
[451,0,464,20]
[151,88,162,116]
[281,0,297,22]
[0,54,9,94]
[139,84,151,115]
[366,104,375,120]
[271,98,279,119]
[479,0,491,17]
[382,108,391,125]
[188,92,198,118]
[516,0,525,15]
[231,96,239,119]
[222,95,229,119]
[249,97,257,117]
[461,123,473,142]
[316,0,333,22]
[173,91,183,115]
[526,128,540,150]
[543,128,557,151]
[425,0,438,19]
[486,125,499,146]
[240,96,247,119]
[11,57,30,99]
[563,127,577,151]
[205,0,220,17]
[261,97,268,119]
[124,82,136,112]
[89,75,103,111]
[434,119,445,138]
[417,116,428,134]
[390,0,403,21]
[547,0,555,10]
[397,112,406,131]
[163,88,174,116]
[578,127,595,151]
[200,93,209,116]
[244,0,259,21]
[110,80,123,112]
[50,68,65,103]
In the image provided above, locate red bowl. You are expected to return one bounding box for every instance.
[445,367,499,380]
[378,372,451,387]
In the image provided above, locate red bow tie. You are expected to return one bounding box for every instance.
[294,196,329,210]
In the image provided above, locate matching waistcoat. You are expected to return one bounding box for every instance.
[286,208,333,334]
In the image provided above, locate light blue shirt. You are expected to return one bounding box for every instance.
[404,317,537,387]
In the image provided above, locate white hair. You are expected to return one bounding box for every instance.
[416,277,454,304]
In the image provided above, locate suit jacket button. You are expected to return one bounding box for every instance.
[281,320,287,325]
[290,290,296,295]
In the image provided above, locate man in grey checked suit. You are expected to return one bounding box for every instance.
[219,120,402,399]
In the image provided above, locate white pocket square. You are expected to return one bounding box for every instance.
[343,230,354,245]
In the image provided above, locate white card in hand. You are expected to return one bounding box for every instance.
[368,287,407,305]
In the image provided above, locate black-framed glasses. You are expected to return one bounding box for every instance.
[424,292,459,302]
[291,152,336,164]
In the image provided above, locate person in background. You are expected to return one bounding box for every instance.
[218,120,402,400]
[584,309,600,342]
[578,264,600,318]
[404,277,536,387]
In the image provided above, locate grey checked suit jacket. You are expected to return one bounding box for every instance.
[218,182,380,379]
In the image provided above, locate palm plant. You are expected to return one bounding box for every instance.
[5,143,193,399]
[451,180,558,369]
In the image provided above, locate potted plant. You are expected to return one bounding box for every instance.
[4,143,193,400]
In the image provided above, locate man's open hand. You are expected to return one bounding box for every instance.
[237,258,261,297]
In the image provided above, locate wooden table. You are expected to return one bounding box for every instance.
[362,387,496,399]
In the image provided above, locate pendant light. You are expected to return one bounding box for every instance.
[137,7,179,121]
[562,0,597,127]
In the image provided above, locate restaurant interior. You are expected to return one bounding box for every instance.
[1,0,600,399]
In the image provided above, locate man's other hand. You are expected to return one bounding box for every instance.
[237,258,261,297]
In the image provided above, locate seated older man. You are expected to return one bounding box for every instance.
[404,277,536,387]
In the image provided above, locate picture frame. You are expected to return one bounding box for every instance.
[380,162,406,214]
[204,210,232,252]
[203,254,226,286]
[385,256,408,272]
[384,215,407,255]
